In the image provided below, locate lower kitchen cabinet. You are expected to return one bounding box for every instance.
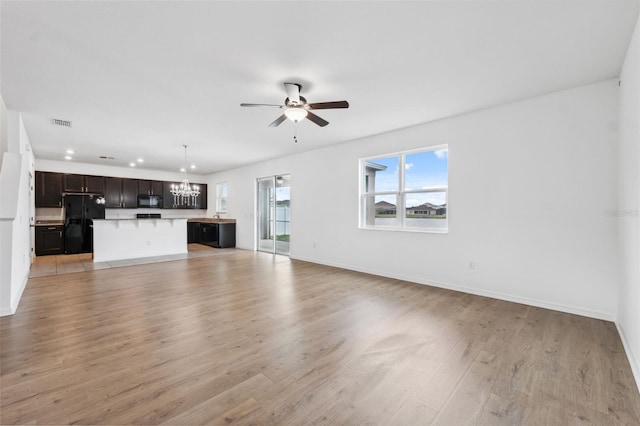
[35,226,64,256]
[215,223,236,248]
[187,222,201,243]
[187,222,235,248]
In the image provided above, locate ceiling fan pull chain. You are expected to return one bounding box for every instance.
[293,122,298,143]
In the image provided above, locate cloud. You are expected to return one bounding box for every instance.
[434,149,448,159]
[405,162,414,170]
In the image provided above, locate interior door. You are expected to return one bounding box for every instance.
[257,174,290,255]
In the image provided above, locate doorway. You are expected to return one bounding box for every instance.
[257,174,290,255]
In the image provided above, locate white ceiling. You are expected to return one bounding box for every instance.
[2,1,638,175]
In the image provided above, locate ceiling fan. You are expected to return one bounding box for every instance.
[241,82,349,127]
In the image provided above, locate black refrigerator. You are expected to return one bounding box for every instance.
[64,194,106,254]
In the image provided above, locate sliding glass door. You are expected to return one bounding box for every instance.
[257,174,290,255]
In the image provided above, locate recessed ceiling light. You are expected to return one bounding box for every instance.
[180,167,186,172]
[66,149,74,154]
[190,164,196,169]
[64,155,72,160]
[129,162,136,167]
[137,158,144,163]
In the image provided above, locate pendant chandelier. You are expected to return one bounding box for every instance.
[170,145,200,206]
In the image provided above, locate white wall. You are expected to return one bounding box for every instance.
[0,111,35,316]
[617,13,640,391]
[0,96,7,165]
[210,80,620,320]
[35,159,208,184]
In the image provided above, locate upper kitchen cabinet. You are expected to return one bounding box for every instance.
[85,175,106,193]
[63,174,83,192]
[35,171,63,207]
[162,182,207,209]
[138,180,163,196]
[199,184,207,210]
[63,174,105,194]
[105,177,138,208]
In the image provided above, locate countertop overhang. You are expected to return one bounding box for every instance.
[187,218,236,224]
[34,220,64,226]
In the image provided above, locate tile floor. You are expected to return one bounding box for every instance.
[29,243,228,278]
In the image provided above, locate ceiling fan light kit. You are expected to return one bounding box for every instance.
[241,82,349,131]
[284,107,308,122]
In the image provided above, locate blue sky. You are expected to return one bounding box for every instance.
[369,148,448,207]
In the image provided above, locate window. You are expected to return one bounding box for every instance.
[215,182,227,213]
[360,145,448,232]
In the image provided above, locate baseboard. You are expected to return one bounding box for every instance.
[290,255,616,322]
[615,321,640,394]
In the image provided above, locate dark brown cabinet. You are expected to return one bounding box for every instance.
[187,222,201,243]
[188,221,235,248]
[199,185,207,210]
[35,171,63,207]
[138,180,163,196]
[214,223,235,248]
[63,174,84,192]
[63,174,105,194]
[163,182,177,209]
[105,177,138,208]
[36,171,206,210]
[35,225,64,256]
[163,182,207,209]
[122,179,138,208]
[85,175,105,193]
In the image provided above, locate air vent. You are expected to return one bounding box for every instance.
[51,118,72,128]
[99,156,115,160]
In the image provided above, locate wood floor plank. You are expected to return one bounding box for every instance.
[1,250,639,425]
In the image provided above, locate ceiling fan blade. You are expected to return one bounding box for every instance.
[268,114,287,127]
[240,103,283,108]
[284,82,301,104]
[307,101,350,110]
[306,111,329,127]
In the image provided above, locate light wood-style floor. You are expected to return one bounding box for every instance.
[2,250,639,425]
[29,243,221,278]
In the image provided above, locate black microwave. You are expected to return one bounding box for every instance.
[137,194,163,208]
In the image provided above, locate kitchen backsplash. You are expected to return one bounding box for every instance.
[35,207,209,221]
[104,209,207,219]
[35,208,64,221]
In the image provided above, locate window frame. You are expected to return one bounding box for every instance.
[359,144,448,233]
[215,181,228,214]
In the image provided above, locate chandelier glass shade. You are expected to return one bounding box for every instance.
[170,145,200,206]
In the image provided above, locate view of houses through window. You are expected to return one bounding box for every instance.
[361,145,448,231]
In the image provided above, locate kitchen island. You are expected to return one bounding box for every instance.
[92,218,187,262]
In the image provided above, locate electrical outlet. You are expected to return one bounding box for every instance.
[469,261,476,270]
